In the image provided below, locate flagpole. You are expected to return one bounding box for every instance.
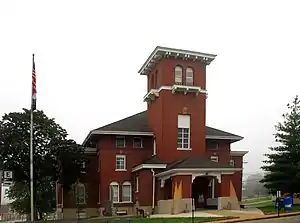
[30,53,35,221]
[30,103,34,221]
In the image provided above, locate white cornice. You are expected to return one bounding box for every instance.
[206,135,243,141]
[138,46,217,76]
[132,164,167,172]
[143,85,207,102]
[85,147,96,154]
[155,167,242,178]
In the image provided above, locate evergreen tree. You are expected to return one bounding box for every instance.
[261,95,300,194]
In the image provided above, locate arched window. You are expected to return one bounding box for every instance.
[122,181,132,202]
[74,182,86,204]
[186,67,194,86]
[174,66,183,84]
[109,182,119,203]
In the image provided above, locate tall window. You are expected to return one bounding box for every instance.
[186,67,194,85]
[116,155,126,171]
[122,181,132,202]
[109,182,119,203]
[174,66,183,84]
[74,182,86,204]
[116,136,126,148]
[177,115,191,150]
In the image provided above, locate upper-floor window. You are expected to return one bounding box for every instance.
[186,67,194,86]
[116,136,126,148]
[206,140,219,150]
[116,154,126,171]
[133,137,143,148]
[177,114,191,150]
[174,66,183,85]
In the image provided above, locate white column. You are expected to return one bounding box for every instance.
[212,178,215,198]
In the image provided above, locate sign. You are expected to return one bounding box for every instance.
[4,171,12,179]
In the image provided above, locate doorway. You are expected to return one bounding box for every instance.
[192,176,212,209]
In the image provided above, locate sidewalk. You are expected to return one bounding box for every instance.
[209,211,300,223]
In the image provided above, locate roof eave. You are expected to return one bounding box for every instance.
[206,135,244,143]
[138,46,217,75]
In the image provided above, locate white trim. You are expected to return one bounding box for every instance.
[143,85,207,102]
[138,46,217,75]
[135,175,139,193]
[116,155,126,171]
[132,163,167,172]
[155,167,242,178]
[177,148,192,151]
[206,135,243,141]
[210,156,219,163]
[84,147,96,154]
[230,151,248,156]
[91,130,154,136]
[153,138,156,155]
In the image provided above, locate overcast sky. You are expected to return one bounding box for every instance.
[0,0,299,175]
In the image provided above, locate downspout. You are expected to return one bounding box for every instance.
[151,168,155,213]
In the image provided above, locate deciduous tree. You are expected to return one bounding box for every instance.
[0,109,86,219]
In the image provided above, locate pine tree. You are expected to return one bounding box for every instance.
[261,95,300,194]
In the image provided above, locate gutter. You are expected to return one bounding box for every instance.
[151,168,155,213]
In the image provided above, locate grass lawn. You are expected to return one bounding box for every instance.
[258,204,300,215]
[242,197,271,204]
[96,216,236,223]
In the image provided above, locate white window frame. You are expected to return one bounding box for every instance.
[186,67,194,86]
[177,115,191,150]
[116,136,126,148]
[135,175,139,193]
[133,137,143,148]
[122,181,132,202]
[175,66,183,85]
[211,156,219,163]
[115,155,126,171]
[109,182,119,203]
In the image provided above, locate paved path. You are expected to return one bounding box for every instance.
[245,215,300,222]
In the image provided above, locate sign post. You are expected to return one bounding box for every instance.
[276,190,281,217]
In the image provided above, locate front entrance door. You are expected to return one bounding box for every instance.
[192,176,210,209]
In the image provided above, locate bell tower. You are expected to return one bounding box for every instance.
[138,46,216,162]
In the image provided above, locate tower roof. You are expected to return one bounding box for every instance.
[138,46,217,76]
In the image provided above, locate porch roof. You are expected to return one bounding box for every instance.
[166,156,232,170]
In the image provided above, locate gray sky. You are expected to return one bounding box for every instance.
[0,0,299,176]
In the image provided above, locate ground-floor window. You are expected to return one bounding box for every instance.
[109,182,119,203]
[122,181,132,202]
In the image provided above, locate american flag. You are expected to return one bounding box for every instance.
[31,54,36,111]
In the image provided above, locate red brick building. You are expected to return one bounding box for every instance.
[56,46,248,218]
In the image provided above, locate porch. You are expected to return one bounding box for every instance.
[155,168,241,215]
